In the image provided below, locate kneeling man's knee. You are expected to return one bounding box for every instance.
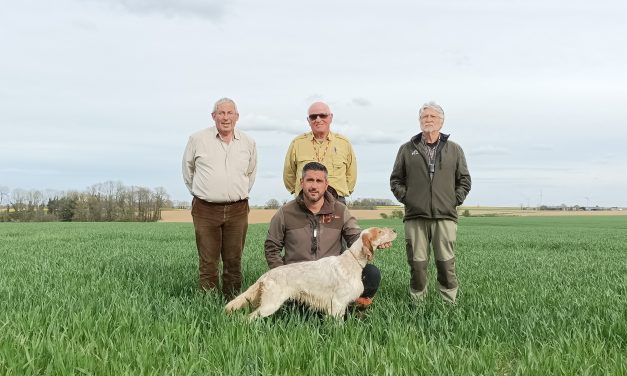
[361,264,381,298]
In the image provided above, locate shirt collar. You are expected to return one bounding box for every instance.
[212,126,241,140]
[308,131,334,142]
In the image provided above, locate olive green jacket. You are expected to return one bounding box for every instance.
[390,133,471,222]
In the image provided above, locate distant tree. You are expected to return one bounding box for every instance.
[0,186,9,206]
[153,187,169,220]
[172,200,191,209]
[265,199,281,209]
[9,189,28,221]
[59,197,77,221]
[7,182,171,222]
[349,198,397,209]
[390,209,404,219]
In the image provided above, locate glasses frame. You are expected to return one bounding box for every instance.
[308,113,330,121]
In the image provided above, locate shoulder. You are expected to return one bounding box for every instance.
[278,199,300,214]
[293,133,312,142]
[287,133,311,148]
[331,132,352,144]
[397,140,414,152]
[270,201,292,222]
[333,201,351,216]
[443,138,465,153]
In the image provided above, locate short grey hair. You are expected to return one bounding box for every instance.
[301,161,328,179]
[419,101,444,120]
[212,97,238,114]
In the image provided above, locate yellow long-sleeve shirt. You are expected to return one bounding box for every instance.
[283,132,357,197]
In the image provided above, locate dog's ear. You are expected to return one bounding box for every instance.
[361,231,374,261]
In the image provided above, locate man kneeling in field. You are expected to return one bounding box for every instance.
[264,162,391,312]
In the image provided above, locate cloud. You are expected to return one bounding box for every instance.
[350,97,371,107]
[259,173,279,179]
[0,167,60,176]
[469,146,510,156]
[348,131,401,145]
[93,0,228,19]
[530,144,553,151]
[304,94,325,103]
[239,114,304,134]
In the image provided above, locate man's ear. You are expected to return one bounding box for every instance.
[361,232,374,261]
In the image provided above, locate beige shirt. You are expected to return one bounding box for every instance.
[182,126,257,203]
[283,131,357,196]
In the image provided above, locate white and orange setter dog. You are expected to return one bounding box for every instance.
[225,227,397,319]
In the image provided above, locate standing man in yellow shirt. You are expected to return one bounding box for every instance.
[283,101,357,204]
[182,97,257,300]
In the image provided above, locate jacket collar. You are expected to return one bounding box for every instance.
[411,132,449,145]
[307,131,335,142]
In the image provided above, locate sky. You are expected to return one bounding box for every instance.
[2,0,626,208]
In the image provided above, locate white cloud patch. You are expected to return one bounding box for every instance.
[92,0,228,19]
[470,146,510,156]
[348,131,401,145]
[239,114,304,134]
[530,144,553,151]
[1,167,59,175]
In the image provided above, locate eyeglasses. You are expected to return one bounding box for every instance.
[308,113,330,121]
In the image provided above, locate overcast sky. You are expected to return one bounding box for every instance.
[2,0,626,207]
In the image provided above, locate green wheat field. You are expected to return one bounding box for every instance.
[1,217,626,375]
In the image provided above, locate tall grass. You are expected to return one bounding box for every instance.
[1,217,626,375]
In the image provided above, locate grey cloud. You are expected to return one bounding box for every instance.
[0,167,60,176]
[530,144,553,151]
[259,173,279,179]
[348,132,401,145]
[240,114,304,134]
[351,97,371,107]
[94,0,228,19]
[470,146,510,156]
[441,49,472,68]
[304,94,325,103]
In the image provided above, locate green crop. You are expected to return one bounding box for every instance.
[1,217,625,375]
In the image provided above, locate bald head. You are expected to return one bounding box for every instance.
[308,101,331,115]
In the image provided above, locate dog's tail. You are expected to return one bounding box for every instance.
[225,281,263,313]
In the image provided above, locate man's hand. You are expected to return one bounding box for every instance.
[377,242,393,250]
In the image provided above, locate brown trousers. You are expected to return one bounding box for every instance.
[191,197,249,299]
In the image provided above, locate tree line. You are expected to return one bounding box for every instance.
[0,181,171,222]
[263,197,398,209]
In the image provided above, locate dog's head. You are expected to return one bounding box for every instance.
[360,227,397,261]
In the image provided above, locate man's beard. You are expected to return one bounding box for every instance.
[304,190,322,202]
[420,124,441,133]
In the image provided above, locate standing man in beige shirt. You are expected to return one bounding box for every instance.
[283,101,357,204]
[182,97,257,300]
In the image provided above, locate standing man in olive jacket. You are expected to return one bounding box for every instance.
[390,101,471,304]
